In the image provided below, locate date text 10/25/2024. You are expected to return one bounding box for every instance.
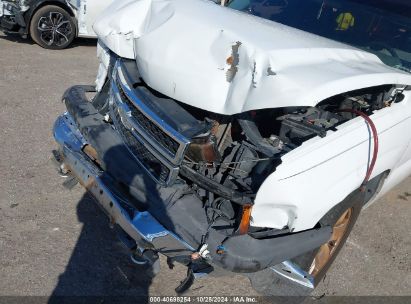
[149,296,259,303]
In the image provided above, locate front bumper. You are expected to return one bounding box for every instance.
[53,85,332,278]
[53,113,196,259]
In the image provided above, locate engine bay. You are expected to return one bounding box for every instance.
[93,59,405,237]
[177,85,402,233]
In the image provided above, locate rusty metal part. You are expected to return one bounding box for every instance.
[308,207,353,277]
[216,123,232,152]
[210,120,220,135]
[66,161,96,190]
[83,144,100,163]
[186,135,220,163]
[185,118,232,162]
[226,42,241,82]
[60,163,70,175]
[238,204,253,235]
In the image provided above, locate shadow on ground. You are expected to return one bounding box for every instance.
[47,140,182,303]
[48,193,153,303]
[0,32,97,49]
[0,32,35,45]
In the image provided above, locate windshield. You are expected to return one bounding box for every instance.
[228,0,411,73]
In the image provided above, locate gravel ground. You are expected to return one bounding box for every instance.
[0,33,410,300]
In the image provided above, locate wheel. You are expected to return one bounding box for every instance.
[248,190,364,298]
[30,5,76,49]
[305,190,362,285]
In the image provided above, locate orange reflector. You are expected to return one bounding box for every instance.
[238,204,253,235]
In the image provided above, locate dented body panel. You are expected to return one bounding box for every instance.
[92,0,411,231]
[94,0,411,115]
[52,0,411,290]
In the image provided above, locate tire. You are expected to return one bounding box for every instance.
[248,189,364,298]
[30,5,76,49]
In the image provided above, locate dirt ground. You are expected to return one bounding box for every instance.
[0,33,410,300]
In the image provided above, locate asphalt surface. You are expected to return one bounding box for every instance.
[0,33,410,300]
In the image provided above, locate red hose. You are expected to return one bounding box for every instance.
[338,109,379,191]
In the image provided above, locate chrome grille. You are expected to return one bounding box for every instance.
[109,60,189,186]
[112,110,171,184]
[116,81,180,155]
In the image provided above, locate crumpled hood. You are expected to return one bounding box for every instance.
[94,0,411,115]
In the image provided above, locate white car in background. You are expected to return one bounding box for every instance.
[0,0,114,49]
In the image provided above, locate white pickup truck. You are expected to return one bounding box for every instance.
[52,0,411,297]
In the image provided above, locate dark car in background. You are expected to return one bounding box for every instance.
[0,0,113,49]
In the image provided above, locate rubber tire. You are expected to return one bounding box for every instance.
[30,5,76,50]
[248,190,364,299]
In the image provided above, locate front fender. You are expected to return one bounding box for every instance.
[252,95,411,232]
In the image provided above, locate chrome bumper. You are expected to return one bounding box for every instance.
[53,113,195,256]
[271,261,315,289]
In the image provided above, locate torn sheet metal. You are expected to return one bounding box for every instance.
[93,0,411,115]
[96,41,111,91]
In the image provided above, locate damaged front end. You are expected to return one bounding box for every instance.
[53,56,338,289]
[51,0,411,294]
[53,35,408,290]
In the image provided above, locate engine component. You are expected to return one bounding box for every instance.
[222,143,259,179]
[186,133,220,163]
[179,165,253,205]
[278,108,341,146]
[237,113,282,157]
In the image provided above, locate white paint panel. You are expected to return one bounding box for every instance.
[93,0,411,115]
[76,0,115,37]
[253,94,411,231]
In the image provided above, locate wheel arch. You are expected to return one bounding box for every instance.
[313,170,391,229]
[362,169,391,208]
